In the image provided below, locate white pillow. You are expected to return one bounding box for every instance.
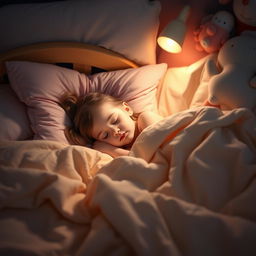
[0,0,161,65]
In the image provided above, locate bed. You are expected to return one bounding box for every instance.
[1,0,256,255]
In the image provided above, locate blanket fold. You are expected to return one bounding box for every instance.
[1,107,256,255]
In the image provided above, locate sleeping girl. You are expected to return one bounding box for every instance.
[60,92,162,158]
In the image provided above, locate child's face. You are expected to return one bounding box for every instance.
[90,102,136,147]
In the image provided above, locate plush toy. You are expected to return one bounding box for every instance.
[193,11,234,53]
[219,0,256,34]
[206,31,256,110]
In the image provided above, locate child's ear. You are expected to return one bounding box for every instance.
[122,102,133,116]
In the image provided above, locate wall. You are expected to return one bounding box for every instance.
[157,0,226,67]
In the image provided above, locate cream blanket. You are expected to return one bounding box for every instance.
[0,107,256,255]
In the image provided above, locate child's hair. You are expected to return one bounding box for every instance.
[60,92,127,145]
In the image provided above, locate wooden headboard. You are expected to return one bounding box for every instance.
[0,41,139,81]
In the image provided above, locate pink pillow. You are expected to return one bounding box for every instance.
[0,84,33,141]
[6,61,167,144]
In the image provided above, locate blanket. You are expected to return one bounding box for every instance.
[0,107,256,255]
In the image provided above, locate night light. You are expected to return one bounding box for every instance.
[157,5,190,53]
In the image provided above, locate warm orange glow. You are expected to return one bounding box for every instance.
[157,36,182,54]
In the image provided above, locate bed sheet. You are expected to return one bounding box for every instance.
[1,106,256,255]
[156,54,216,117]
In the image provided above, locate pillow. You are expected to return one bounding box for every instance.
[0,84,33,141]
[0,0,161,65]
[6,61,167,144]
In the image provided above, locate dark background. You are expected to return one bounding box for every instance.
[0,0,64,7]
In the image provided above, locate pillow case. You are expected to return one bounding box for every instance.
[0,0,161,65]
[0,84,33,141]
[6,61,167,144]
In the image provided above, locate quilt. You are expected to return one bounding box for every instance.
[0,106,256,256]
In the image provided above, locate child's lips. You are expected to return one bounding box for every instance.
[120,132,127,141]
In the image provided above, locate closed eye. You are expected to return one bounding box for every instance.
[111,115,119,124]
[112,119,118,124]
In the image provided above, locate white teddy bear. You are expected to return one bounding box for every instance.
[219,0,256,34]
[206,31,256,110]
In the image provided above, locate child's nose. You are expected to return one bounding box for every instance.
[112,127,120,136]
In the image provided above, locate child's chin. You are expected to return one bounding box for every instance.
[124,135,134,146]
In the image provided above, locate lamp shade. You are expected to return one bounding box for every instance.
[157,5,190,53]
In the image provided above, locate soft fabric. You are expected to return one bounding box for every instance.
[0,84,33,141]
[1,107,256,255]
[0,0,161,65]
[189,54,217,108]
[6,61,167,143]
[156,55,211,117]
[206,31,256,110]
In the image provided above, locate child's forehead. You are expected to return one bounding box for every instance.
[90,102,122,135]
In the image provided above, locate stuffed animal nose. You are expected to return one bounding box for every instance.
[242,0,249,6]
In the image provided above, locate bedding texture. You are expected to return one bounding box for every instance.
[0,83,33,140]
[6,61,167,144]
[157,54,214,116]
[0,0,161,65]
[0,106,256,255]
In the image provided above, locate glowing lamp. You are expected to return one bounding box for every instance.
[157,5,190,53]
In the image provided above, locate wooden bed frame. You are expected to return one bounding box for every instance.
[0,41,139,81]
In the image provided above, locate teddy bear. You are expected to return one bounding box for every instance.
[193,10,234,53]
[205,31,256,110]
[219,0,256,34]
